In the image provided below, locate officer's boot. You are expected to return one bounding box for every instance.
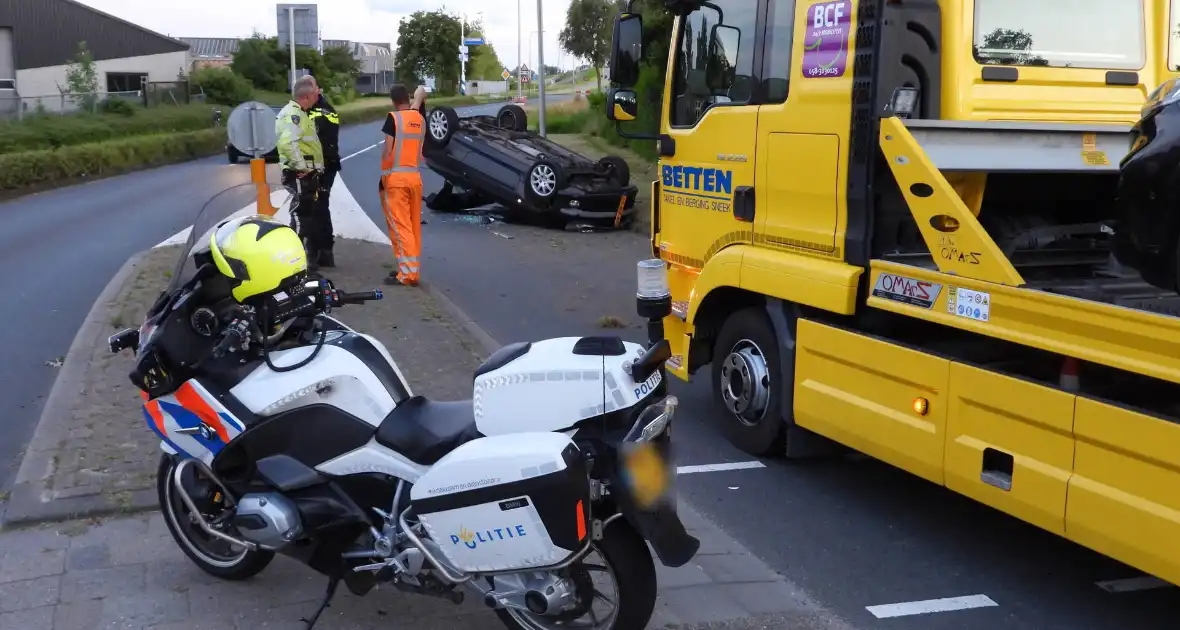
[318,248,336,268]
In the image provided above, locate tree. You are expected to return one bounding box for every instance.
[232,34,286,92]
[63,41,100,112]
[460,18,507,81]
[559,0,615,90]
[974,28,1047,66]
[396,10,463,94]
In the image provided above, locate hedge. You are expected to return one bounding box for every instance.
[0,128,226,191]
[0,94,485,195]
[0,104,219,155]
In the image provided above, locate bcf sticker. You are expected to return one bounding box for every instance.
[803,2,852,79]
[633,368,662,399]
[872,273,942,309]
[947,287,991,322]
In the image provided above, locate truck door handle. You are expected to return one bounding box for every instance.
[733,186,755,222]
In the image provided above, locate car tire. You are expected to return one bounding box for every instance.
[597,155,630,186]
[524,159,566,207]
[426,106,459,148]
[227,147,238,164]
[496,104,528,131]
[712,307,786,456]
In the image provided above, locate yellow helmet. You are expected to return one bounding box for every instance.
[208,215,308,302]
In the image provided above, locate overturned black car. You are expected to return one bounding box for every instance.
[422,104,639,226]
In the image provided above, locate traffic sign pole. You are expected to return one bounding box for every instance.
[536,0,546,136]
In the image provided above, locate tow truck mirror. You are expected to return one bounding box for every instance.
[607,88,638,122]
[610,14,644,88]
[706,24,740,93]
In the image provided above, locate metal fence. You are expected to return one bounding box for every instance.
[0,91,141,120]
[0,80,196,121]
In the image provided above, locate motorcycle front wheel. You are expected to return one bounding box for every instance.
[156,454,274,580]
[495,518,657,630]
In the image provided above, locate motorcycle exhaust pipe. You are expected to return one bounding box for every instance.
[171,458,259,552]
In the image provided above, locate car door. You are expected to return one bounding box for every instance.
[656,0,765,270]
[753,0,847,258]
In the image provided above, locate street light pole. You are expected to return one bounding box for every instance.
[287,7,296,94]
[536,0,546,136]
[460,15,465,96]
[517,0,522,101]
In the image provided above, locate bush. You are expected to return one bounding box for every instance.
[0,128,226,191]
[190,67,255,106]
[99,97,137,117]
[0,104,217,155]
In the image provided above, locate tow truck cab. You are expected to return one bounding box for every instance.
[608,0,1180,588]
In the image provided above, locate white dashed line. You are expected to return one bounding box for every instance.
[341,142,381,162]
[1096,576,1173,593]
[676,461,765,474]
[865,595,998,619]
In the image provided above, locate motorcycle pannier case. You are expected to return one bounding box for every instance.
[409,432,591,573]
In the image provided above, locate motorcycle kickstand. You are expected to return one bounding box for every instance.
[300,575,341,629]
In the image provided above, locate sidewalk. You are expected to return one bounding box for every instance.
[0,239,852,629]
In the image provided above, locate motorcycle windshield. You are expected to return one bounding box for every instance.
[165,182,292,295]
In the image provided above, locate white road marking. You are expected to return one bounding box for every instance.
[155,178,387,248]
[865,595,998,619]
[341,142,381,162]
[1095,576,1173,593]
[676,461,766,474]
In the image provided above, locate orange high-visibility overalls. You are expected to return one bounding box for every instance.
[380,109,425,285]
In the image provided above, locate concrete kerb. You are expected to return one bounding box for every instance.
[2,251,158,529]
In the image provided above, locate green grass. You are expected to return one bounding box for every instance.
[0,128,227,192]
[0,104,220,155]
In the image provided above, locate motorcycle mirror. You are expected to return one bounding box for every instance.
[630,339,672,383]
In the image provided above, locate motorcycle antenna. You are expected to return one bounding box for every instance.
[300,576,341,629]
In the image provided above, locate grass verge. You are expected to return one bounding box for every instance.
[0,104,221,155]
[0,128,227,195]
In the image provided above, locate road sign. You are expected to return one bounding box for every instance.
[501,69,511,80]
[458,45,469,54]
[458,53,469,62]
[227,101,279,158]
[463,37,484,46]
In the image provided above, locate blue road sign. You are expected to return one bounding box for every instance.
[463,37,484,46]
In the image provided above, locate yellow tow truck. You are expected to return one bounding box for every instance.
[608,0,1180,585]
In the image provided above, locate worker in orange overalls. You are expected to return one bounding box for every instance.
[379,84,427,286]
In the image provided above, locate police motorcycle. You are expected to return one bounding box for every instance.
[107,184,699,630]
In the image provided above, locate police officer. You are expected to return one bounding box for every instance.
[275,81,326,270]
[299,75,341,268]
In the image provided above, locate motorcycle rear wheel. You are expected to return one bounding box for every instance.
[156,454,274,580]
[495,518,657,630]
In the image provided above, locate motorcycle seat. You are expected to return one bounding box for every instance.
[374,396,482,465]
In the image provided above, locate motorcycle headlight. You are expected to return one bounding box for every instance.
[625,395,678,443]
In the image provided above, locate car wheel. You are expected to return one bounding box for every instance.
[227,147,238,164]
[524,159,566,207]
[496,104,528,131]
[596,156,630,186]
[426,106,459,148]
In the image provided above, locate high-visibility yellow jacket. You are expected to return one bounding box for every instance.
[275,101,323,171]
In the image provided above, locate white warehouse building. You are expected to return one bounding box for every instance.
[0,0,189,115]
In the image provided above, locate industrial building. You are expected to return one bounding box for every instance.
[0,0,189,113]
[179,37,395,95]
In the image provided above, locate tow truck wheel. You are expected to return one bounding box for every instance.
[713,308,786,456]
[426,106,459,148]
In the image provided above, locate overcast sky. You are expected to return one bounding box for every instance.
[76,0,581,71]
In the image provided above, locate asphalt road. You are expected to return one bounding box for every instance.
[4,94,1177,629]
[329,125,1180,630]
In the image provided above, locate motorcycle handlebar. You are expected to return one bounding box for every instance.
[335,290,383,305]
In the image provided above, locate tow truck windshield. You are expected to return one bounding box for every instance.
[973,0,1145,70]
